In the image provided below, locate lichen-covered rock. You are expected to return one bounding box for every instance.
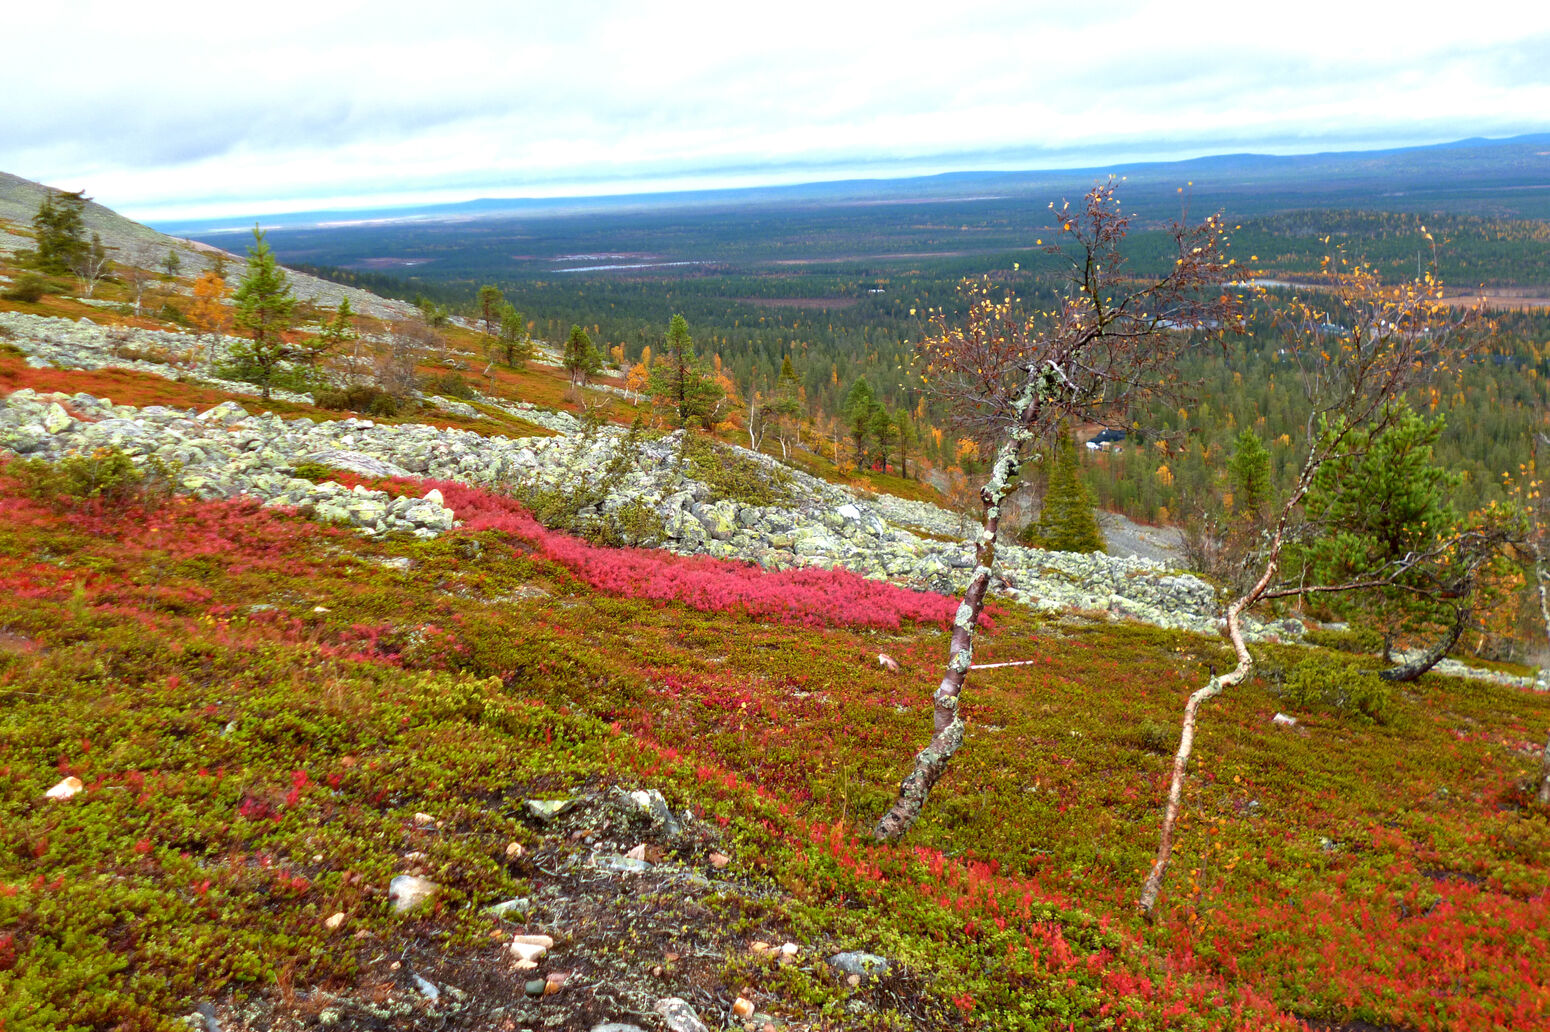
[0,346,1307,646]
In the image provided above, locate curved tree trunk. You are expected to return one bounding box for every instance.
[874,368,1048,842]
[1136,582,1264,917]
[872,440,1014,841]
[1379,606,1469,682]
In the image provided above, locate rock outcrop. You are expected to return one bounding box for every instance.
[0,310,1309,642]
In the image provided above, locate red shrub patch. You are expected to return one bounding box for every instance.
[416,478,980,631]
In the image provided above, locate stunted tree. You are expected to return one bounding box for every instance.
[1503,436,1550,803]
[869,405,897,471]
[1024,428,1106,553]
[230,227,297,400]
[646,315,723,429]
[377,320,437,399]
[1137,249,1491,917]
[1226,428,1272,519]
[873,181,1241,841]
[121,247,157,316]
[162,248,182,280]
[563,324,602,387]
[895,410,917,479]
[844,378,876,467]
[478,284,503,337]
[498,302,532,366]
[298,297,356,370]
[30,189,89,274]
[770,359,805,461]
[1297,404,1472,675]
[188,270,232,367]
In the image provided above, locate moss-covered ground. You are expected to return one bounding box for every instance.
[0,460,1545,1032]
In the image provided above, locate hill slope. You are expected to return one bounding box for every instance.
[0,171,416,320]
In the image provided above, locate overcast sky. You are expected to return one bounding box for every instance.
[6,1,1550,223]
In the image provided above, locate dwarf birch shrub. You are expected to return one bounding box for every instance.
[1279,653,1396,725]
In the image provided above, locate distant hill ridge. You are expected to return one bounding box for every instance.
[147,132,1550,235]
[0,171,415,320]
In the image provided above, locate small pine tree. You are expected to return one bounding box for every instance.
[646,314,723,428]
[1227,429,1272,519]
[230,226,297,400]
[477,284,503,336]
[1024,430,1106,553]
[563,325,602,387]
[30,189,88,274]
[1299,404,1460,654]
[300,297,355,368]
[498,302,532,366]
[843,378,876,466]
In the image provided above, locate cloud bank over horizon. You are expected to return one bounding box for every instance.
[6,0,1550,222]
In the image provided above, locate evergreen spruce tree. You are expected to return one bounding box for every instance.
[498,302,532,366]
[646,314,722,428]
[563,325,603,387]
[1227,429,1273,518]
[1024,430,1107,553]
[843,378,876,466]
[30,189,88,274]
[230,226,297,400]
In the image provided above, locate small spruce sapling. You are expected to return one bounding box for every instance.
[230,226,297,400]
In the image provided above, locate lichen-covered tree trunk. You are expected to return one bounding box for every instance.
[1379,605,1470,682]
[874,370,1046,841]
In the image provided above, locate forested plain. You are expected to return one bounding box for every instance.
[186,135,1550,525]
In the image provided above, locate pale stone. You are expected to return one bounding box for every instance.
[388,874,440,912]
[525,798,574,821]
[653,998,710,1032]
[509,940,547,963]
[45,776,83,801]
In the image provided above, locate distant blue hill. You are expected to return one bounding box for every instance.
[155,133,1550,237]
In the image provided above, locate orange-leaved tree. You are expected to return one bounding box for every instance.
[872,180,1243,841]
[188,269,232,370]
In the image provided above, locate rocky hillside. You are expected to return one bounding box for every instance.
[0,305,1282,643]
[0,171,415,319]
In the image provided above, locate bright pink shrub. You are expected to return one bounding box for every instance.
[410,478,980,631]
